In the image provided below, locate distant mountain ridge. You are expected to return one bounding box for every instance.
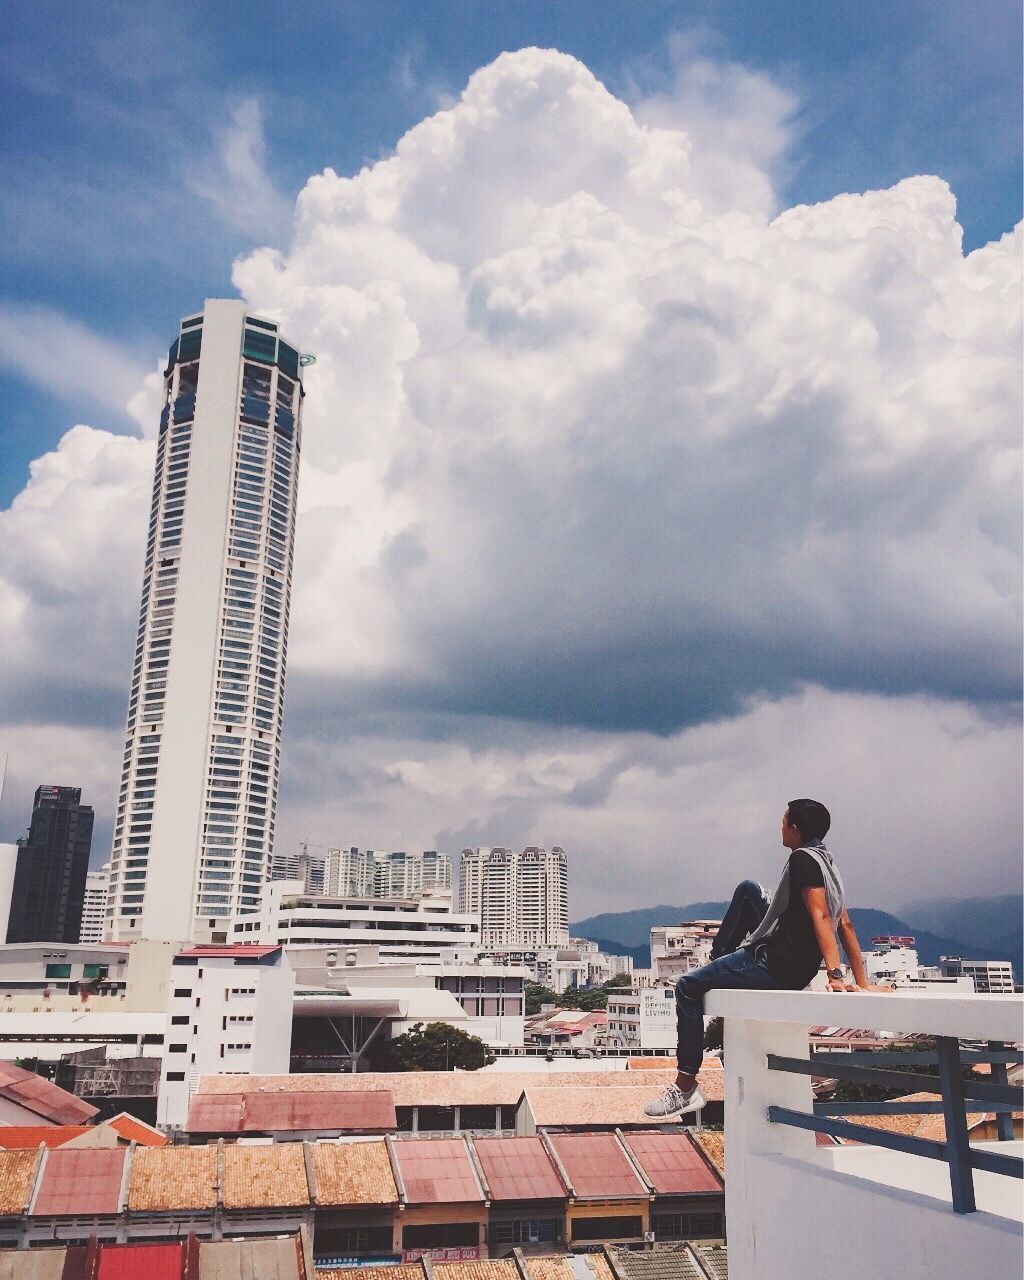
[572,898,1021,975]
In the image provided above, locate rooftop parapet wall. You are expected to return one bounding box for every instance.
[708,987,1023,1280]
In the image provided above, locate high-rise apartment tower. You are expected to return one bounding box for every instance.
[106,300,304,942]
[7,786,94,944]
[79,862,111,945]
[458,846,569,950]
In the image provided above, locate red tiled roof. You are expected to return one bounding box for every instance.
[392,1137,483,1204]
[0,1062,98,1125]
[547,1134,646,1199]
[186,1089,395,1133]
[0,1126,90,1149]
[97,1242,184,1279]
[175,944,280,958]
[105,1113,168,1147]
[473,1136,566,1201]
[622,1133,723,1194]
[32,1147,126,1216]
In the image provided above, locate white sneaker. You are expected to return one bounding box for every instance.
[643,1084,705,1118]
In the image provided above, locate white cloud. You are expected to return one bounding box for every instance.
[191,97,293,242]
[0,48,1019,906]
[0,301,148,421]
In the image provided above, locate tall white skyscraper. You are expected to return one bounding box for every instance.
[106,300,304,942]
[459,846,569,949]
[373,849,452,899]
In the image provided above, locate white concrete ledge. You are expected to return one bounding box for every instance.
[707,987,1023,1042]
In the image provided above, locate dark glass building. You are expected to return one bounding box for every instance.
[7,786,94,943]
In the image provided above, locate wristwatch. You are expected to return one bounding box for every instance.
[827,967,845,982]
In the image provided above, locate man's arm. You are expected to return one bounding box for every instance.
[837,909,871,987]
[801,886,856,991]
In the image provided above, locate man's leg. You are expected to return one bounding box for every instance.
[645,948,778,1117]
[709,880,771,960]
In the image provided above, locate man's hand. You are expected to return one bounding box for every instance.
[827,978,858,992]
[827,979,896,993]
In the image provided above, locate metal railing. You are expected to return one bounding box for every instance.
[766,1039,1022,1213]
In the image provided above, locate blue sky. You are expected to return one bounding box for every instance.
[0,0,1020,504]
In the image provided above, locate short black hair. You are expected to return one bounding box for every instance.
[787,798,831,843]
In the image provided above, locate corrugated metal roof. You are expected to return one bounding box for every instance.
[128,1144,219,1212]
[392,1136,483,1204]
[472,1136,566,1201]
[221,1142,309,1208]
[0,1061,98,1124]
[523,1087,679,1128]
[0,1149,40,1215]
[187,1089,396,1134]
[185,1094,245,1133]
[546,1134,645,1199]
[31,1146,126,1216]
[621,1133,723,1194]
[311,1139,398,1206]
[97,1242,184,1280]
[0,1125,90,1148]
[198,1236,302,1280]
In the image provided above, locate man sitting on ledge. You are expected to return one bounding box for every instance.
[645,797,882,1119]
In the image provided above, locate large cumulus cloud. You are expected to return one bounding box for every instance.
[0,48,1019,907]
[234,48,1021,734]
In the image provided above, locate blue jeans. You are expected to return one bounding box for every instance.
[675,944,779,1076]
[709,879,771,959]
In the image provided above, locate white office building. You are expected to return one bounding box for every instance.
[157,943,294,1128]
[650,921,719,981]
[939,956,1016,993]
[605,985,678,1052]
[865,935,920,983]
[78,863,111,944]
[231,880,481,961]
[459,847,569,950]
[106,300,304,943]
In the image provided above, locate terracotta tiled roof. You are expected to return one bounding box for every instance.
[520,1258,577,1280]
[433,1263,520,1280]
[472,1135,566,1201]
[311,1139,398,1206]
[222,1142,309,1208]
[0,1062,98,1125]
[128,1145,218,1212]
[581,1254,615,1280]
[31,1147,126,1216]
[0,1149,40,1215]
[0,1126,90,1149]
[547,1134,646,1199]
[198,1069,686,1108]
[105,1113,168,1147]
[622,1132,724,1194]
[392,1137,483,1204]
[691,1130,724,1175]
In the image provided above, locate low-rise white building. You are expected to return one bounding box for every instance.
[606,984,677,1052]
[650,922,719,981]
[865,934,920,982]
[230,880,480,961]
[157,943,293,1129]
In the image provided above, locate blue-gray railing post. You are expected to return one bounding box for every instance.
[937,1037,975,1213]
[988,1042,1015,1143]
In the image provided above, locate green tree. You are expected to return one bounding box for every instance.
[525,982,561,1015]
[382,1022,495,1071]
